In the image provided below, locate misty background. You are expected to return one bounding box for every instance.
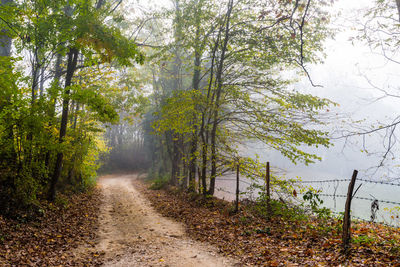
[102,0,400,225]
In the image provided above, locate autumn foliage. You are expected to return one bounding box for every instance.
[138,180,400,266]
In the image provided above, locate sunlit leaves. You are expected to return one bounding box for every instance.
[152,89,201,136]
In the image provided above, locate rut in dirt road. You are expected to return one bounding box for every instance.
[97,174,238,267]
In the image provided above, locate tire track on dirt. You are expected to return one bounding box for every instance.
[97,174,237,267]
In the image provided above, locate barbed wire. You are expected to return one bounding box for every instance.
[297,192,400,206]
[218,177,400,205]
[216,186,400,227]
[331,211,399,228]
[292,178,400,187]
[216,187,236,195]
[218,172,400,187]
[293,179,351,184]
[217,178,400,205]
[357,178,400,187]
[214,174,400,227]
[216,177,253,186]
[352,196,400,205]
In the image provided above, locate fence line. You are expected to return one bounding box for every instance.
[217,177,400,205]
[293,178,400,187]
[216,187,236,195]
[294,179,351,184]
[223,175,400,187]
[297,192,400,206]
[331,211,399,228]
[218,177,400,205]
[214,165,400,231]
[357,178,400,187]
[216,177,252,186]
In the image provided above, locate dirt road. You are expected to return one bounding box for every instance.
[97,174,237,267]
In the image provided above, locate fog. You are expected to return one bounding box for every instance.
[251,0,400,182]
[115,0,400,223]
[135,0,400,180]
[209,0,400,224]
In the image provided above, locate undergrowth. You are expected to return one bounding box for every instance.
[148,173,170,190]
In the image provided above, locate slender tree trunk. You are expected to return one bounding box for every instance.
[188,0,205,192]
[170,134,180,186]
[161,138,168,175]
[189,128,198,190]
[208,0,233,196]
[73,103,79,129]
[67,103,81,185]
[39,66,45,98]
[178,135,184,188]
[201,136,208,195]
[26,50,41,166]
[45,53,63,169]
[189,51,201,192]
[168,0,183,187]
[117,124,123,146]
[396,0,400,22]
[198,27,221,196]
[48,47,79,201]
[31,51,40,103]
[0,0,12,57]
[0,0,16,172]
[96,0,105,9]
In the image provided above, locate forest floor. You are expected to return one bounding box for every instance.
[97,173,238,266]
[137,177,400,267]
[0,186,103,266]
[1,173,399,266]
[0,173,238,266]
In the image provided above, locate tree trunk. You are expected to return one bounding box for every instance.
[26,49,42,166]
[208,0,233,196]
[189,50,201,192]
[189,129,198,191]
[188,0,205,192]
[0,0,16,171]
[201,138,208,195]
[48,47,79,201]
[198,18,221,196]
[31,51,40,103]
[39,66,45,98]
[45,53,63,169]
[0,0,12,57]
[96,0,105,9]
[170,135,180,186]
[396,0,400,22]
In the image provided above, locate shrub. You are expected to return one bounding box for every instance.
[149,175,170,190]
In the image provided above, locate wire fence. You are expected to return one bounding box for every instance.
[293,178,400,187]
[217,176,400,205]
[295,192,400,206]
[214,173,400,227]
[217,177,252,186]
[331,210,398,228]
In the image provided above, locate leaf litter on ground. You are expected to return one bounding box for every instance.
[0,187,104,266]
[135,180,400,266]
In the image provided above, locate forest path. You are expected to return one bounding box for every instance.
[97,174,237,267]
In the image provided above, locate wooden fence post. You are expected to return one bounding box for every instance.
[342,170,358,253]
[235,162,240,213]
[266,162,271,218]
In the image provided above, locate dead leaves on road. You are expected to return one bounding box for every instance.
[137,182,400,266]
